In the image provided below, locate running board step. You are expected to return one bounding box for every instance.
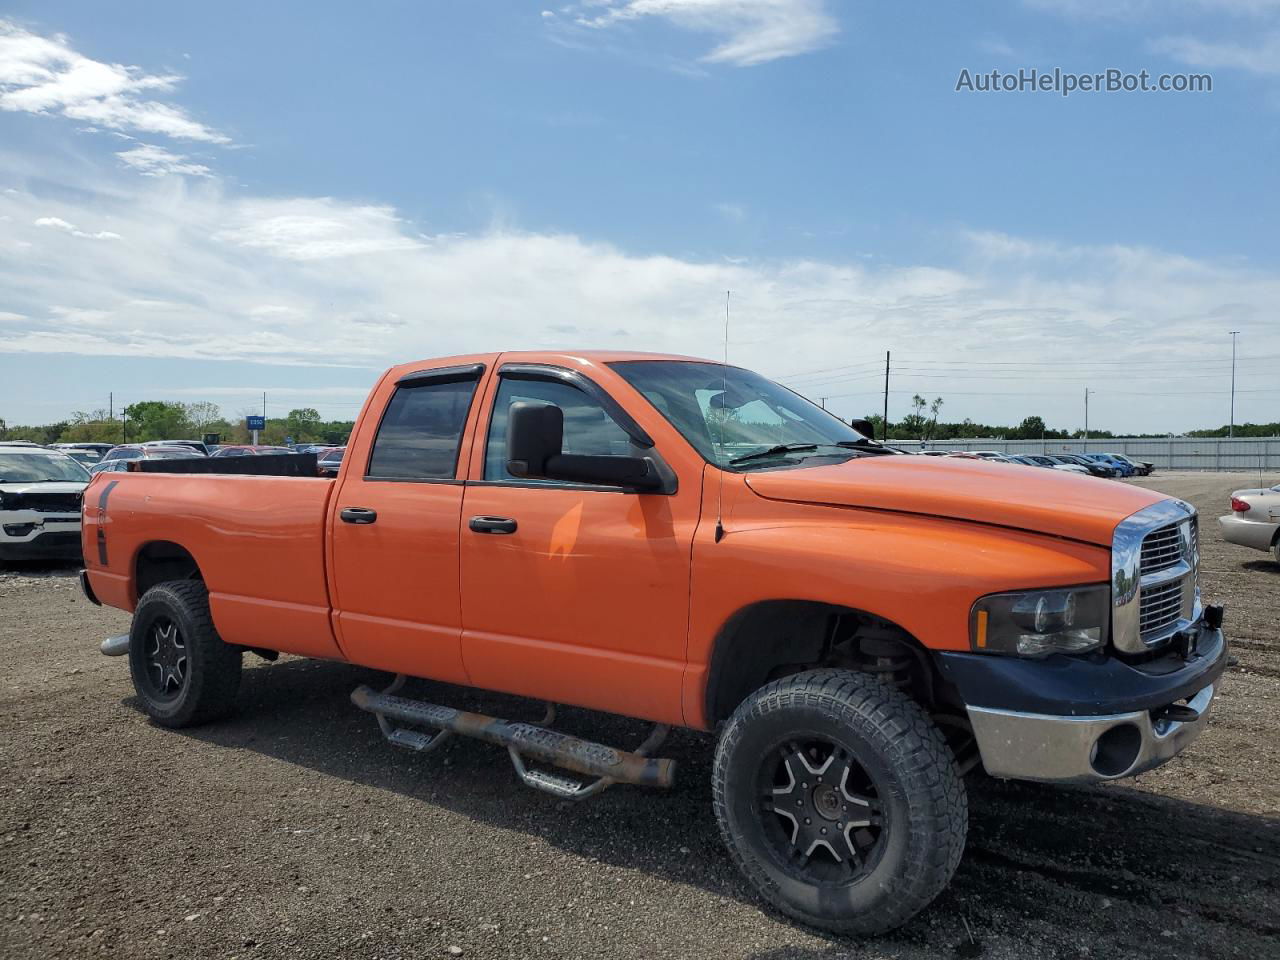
[351,683,675,799]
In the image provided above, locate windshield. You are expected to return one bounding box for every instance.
[609,360,872,469]
[0,451,91,483]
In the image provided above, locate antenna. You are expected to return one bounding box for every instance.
[715,290,729,543]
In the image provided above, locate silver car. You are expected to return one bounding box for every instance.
[1219,484,1280,563]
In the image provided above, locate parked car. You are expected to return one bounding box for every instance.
[316,446,345,477]
[916,449,952,457]
[142,440,210,456]
[1109,454,1153,476]
[61,448,106,468]
[209,445,292,458]
[1081,453,1133,477]
[1023,454,1088,474]
[1219,484,1280,563]
[80,350,1227,936]
[0,444,89,561]
[91,444,204,474]
[52,442,115,457]
[970,451,1015,462]
[1053,454,1116,478]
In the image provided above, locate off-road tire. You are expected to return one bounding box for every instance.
[128,580,242,728]
[712,669,967,935]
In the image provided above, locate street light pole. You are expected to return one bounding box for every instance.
[1083,387,1091,447]
[1229,330,1239,438]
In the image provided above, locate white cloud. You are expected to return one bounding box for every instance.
[1025,0,1280,77]
[1,164,1276,432]
[1025,0,1280,17]
[1151,32,1280,74]
[213,200,424,261]
[714,201,747,222]
[0,19,228,142]
[558,0,839,66]
[33,215,121,240]
[117,143,214,177]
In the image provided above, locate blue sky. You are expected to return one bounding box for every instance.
[1,1,1277,432]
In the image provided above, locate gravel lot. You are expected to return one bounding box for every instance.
[2,472,1277,960]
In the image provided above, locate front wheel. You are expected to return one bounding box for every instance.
[712,669,967,935]
[128,580,242,727]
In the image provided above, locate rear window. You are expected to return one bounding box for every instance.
[366,379,478,480]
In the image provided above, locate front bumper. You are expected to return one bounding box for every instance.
[1219,514,1279,553]
[966,680,1215,782]
[0,521,83,561]
[935,620,1227,784]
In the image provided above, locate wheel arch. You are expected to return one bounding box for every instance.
[703,599,953,728]
[134,540,203,601]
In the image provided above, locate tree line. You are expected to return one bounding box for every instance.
[1,394,1276,447]
[0,401,354,446]
[858,395,1280,441]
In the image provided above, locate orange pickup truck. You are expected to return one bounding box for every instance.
[81,351,1227,934]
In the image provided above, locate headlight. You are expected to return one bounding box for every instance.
[970,585,1109,658]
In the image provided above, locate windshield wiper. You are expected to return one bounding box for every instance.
[729,443,819,464]
[834,438,894,455]
[729,440,895,466]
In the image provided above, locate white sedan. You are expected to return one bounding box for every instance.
[1219,484,1280,563]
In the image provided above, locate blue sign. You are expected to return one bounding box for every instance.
[246,415,266,430]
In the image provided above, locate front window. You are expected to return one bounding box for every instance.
[0,452,90,483]
[484,377,635,482]
[609,360,875,469]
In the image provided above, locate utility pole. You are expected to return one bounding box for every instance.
[819,397,828,410]
[263,391,267,419]
[1229,330,1239,438]
[1083,388,1091,446]
[109,392,113,421]
[882,351,890,442]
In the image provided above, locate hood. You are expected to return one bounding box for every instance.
[743,455,1167,546]
[0,481,88,495]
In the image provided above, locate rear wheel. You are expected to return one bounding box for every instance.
[712,669,967,935]
[128,580,241,727]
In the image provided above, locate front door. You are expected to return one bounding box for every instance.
[458,366,700,725]
[328,361,489,683]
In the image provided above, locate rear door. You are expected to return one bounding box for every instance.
[328,360,491,683]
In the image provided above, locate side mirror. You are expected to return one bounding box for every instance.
[849,418,876,438]
[506,402,563,478]
[506,401,663,491]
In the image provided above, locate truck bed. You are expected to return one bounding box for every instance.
[136,452,320,477]
[83,472,343,660]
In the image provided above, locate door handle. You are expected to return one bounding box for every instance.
[340,507,378,524]
[469,515,517,535]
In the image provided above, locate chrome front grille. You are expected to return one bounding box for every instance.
[1113,499,1201,653]
[1139,578,1184,635]
[1140,523,1184,574]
